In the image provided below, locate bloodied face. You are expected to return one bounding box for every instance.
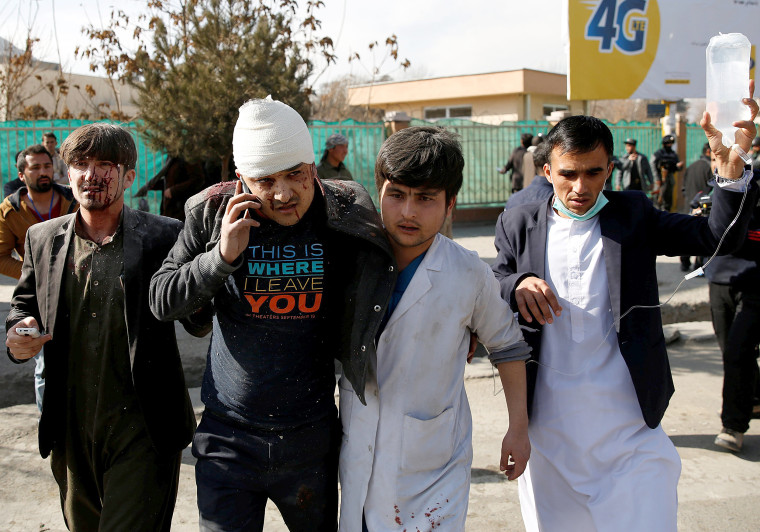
[68,157,136,211]
[237,163,316,226]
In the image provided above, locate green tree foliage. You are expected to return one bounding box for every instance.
[83,0,333,178]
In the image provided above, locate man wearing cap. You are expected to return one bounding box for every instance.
[150,98,395,531]
[316,133,353,180]
[652,134,684,211]
[613,137,654,194]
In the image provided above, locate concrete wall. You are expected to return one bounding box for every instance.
[1,64,139,121]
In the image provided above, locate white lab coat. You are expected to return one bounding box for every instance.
[339,234,527,531]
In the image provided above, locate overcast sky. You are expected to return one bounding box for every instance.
[0,0,568,86]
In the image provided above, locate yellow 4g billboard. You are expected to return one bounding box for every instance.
[567,0,758,100]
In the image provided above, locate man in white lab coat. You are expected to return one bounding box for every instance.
[338,126,532,531]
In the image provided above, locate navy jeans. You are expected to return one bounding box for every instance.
[193,412,339,532]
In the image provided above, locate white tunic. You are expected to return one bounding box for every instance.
[518,211,681,532]
[339,234,528,532]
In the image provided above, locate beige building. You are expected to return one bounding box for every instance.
[1,54,139,121]
[347,69,584,124]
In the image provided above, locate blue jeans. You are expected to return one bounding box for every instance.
[193,412,339,532]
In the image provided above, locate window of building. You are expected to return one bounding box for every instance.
[424,105,472,120]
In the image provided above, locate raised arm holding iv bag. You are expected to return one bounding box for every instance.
[706,33,752,149]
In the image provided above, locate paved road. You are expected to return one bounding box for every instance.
[0,222,757,530]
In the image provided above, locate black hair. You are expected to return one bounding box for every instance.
[521,133,534,148]
[544,115,614,164]
[375,126,464,203]
[60,123,137,171]
[532,142,550,174]
[42,132,57,141]
[702,142,711,155]
[17,145,53,172]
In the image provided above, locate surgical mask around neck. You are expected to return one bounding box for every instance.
[552,192,609,221]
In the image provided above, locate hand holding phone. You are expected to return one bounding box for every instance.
[219,179,262,265]
[15,327,41,338]
[7,317,51,361]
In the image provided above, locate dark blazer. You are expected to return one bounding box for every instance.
[492,184,757,428]
[6,206,204,458]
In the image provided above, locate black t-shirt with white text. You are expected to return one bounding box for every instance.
[202,196,338,429]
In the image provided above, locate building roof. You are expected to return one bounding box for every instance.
[348,69,567,106]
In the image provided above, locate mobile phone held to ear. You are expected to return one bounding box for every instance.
[238,177,262,218]
[239,176,252,195]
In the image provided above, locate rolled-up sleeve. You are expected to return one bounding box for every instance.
[470,260,531,366]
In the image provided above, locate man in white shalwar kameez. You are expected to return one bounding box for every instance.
[492,98,759,532]
[339,126,532,531]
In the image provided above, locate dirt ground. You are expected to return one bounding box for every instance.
[1,225,757,530]
[2,333,759,531]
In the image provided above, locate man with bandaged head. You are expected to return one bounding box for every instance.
[150,97,396,531]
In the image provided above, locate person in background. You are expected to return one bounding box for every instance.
[4,151,25,197]
[750,136,760,171]
[135,156,206,221]
[0,146,77,279]
[521,133,545,190]
[0,145,77,411]
[680,143,714,272]
[504,142,553,211]
[706,183,760,453]
[652,134,684,211]
[499,132,532,193]
[316,133,353,181]
[613,137,654,193]
[42,132,69,186]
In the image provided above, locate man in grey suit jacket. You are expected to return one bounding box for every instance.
[492,104,758,531]
[5,123,208,531]
[613,137,654,192]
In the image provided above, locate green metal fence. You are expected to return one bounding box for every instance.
[308,120,386,204]
[411,118,551,207]
[684,123,709,166]
[0,119,388,210]
[604,120,662,163]
[0,118,711,212]
[0,120,167,212]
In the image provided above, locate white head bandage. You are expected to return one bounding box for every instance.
[233,96,315,178]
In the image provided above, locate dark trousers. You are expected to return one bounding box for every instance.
[709,283,760,433]
[680,255,704,270]
[50,435,181,531]
[659,174,675,211]
[193,412,340,532]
